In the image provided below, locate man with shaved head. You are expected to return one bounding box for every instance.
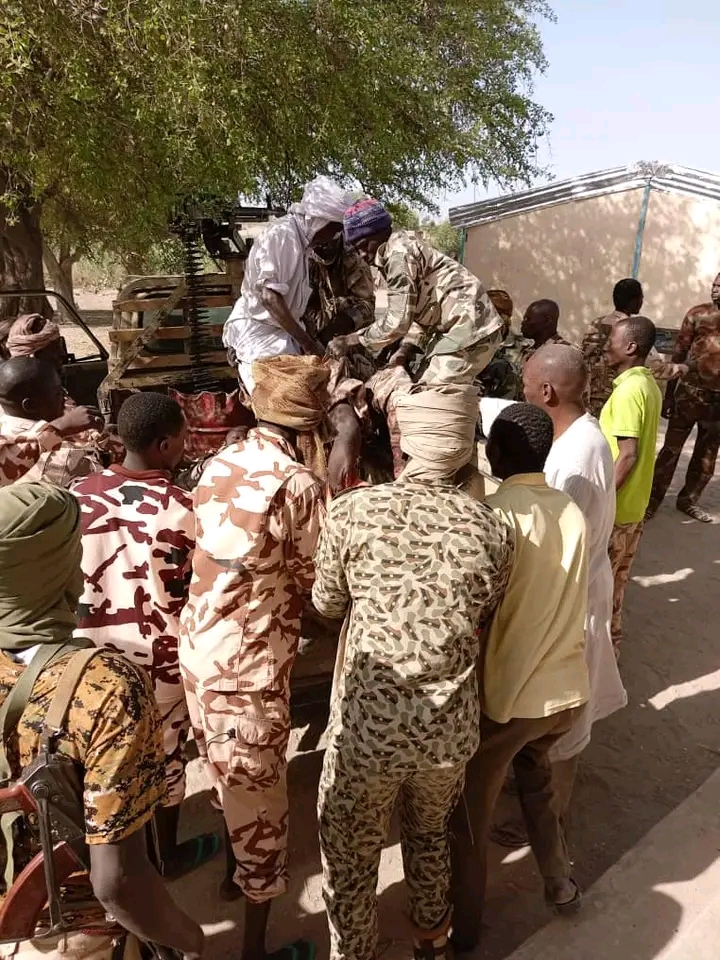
[0,357,102,485]
[490,345,627,846]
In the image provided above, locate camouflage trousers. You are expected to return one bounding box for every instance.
[608,521,644,649]
[650,410,720,509]
[368,330,499,477]
[156,693,190,806]
[418,327,502,386]
[318,742,465,960]
[182,678,290,902]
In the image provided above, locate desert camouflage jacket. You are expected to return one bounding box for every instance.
[358,230,501,357]
[0,416,64,485]
[582,310,686,417]
[179,427,326,698]
[312,478,514,772]
[72,466,195,701]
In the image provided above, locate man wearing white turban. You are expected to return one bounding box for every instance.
[223,176,354,393]
[312,384,514,960]
[223,176,367,494]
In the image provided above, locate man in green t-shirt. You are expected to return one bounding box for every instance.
[600,316,661,654]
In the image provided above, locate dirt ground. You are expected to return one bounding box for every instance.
[163,439,720,960]
[69,291,720,959]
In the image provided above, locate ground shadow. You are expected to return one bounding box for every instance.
[171,426,720,960]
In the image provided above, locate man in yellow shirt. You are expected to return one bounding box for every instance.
[599,316,662,653]
[451,403,589,951]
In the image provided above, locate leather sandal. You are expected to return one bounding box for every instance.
[677,502,713,523]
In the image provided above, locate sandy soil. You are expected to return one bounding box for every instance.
[67,292,720,959]
[163,434,720,960]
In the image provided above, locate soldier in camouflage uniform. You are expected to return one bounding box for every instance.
[313,386,513,960]
[582,279,688,417]
[72,393,218,878]
[329,199,502,386]
[0,483,204,959]
[0,358,121,487]
[479,300,569,402]
[304,239,378,395]
[179,356,327,960]
[478,290,534,400]
[483,332,535,400]
[521,300,571,352]
[647,273,720,522]
[304,241,374,341]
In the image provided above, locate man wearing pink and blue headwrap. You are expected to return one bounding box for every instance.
[330,198,502,387]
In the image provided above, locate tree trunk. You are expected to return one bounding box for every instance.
[0,172,48,323]
[43,241,79,321]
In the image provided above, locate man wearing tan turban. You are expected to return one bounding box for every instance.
[5,313,66,366]
[178,354,328,960]
[313,384,514,960]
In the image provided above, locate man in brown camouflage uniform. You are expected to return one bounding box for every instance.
[0,358,120,486]
[479,291,535,400]
[179,355,328,960]
[72,392,218,878]
[304,240,374,341]
[647,272,720,522]
[582,279,687,418]
[313,386,513,960]
[304,239,378,391]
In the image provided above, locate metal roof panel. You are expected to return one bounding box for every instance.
[449,162,720,228]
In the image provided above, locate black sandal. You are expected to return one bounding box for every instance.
[546,878,583,916]
[267,940,315,960]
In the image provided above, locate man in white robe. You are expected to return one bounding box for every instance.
[223,177,365,492]
[492,345,626,845]
[223,176,354,393]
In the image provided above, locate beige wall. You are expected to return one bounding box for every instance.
[640,189,720,328]
[463,187,720,342]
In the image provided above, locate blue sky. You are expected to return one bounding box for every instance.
[440,0,720,213]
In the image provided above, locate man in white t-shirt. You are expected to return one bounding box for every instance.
[490,346,625,845]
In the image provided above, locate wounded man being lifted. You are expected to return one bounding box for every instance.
[222,176,368,492]
[327,198,503,386]
[327,198,503,474]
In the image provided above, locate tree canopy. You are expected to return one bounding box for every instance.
[1,0,551,284]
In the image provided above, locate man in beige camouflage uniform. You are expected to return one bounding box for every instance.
[179,355,328,960]
[313,385,514,960]
[582,279,687,417]
[328,198,502,385]
[0,357,118,486]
